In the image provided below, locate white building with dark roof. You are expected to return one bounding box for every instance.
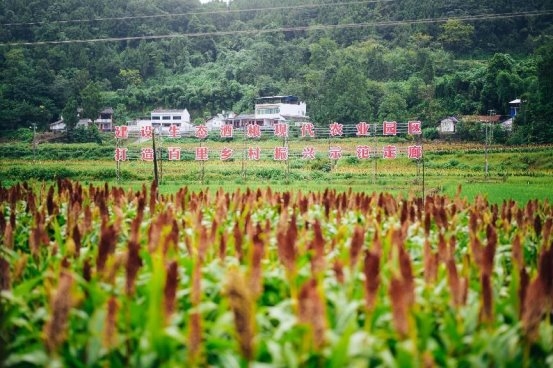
[206,111,237,131]
[49,119,66,132]
[127,108,193,136]
[49,107,114,132]
[438,116,459,134]
[253,95,311,128]
[95,107,114,132]
[221,96,311,129]
[150,108,191,126]
[254,95,307,122]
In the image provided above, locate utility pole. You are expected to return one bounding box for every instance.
[419,126,425,203]
[152,127,159,187]
[485,109,495,179]
[372,122,377,185]
[284,133,289,182]
[30,123,37,163]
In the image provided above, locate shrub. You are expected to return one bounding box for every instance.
[422,127,439,140]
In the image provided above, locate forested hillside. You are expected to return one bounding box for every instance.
[1,0,552,142]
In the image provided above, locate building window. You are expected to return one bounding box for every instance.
[162,116,171,120]
[257,108,279,115]
[173,116,181,120]
[152,116,161,120]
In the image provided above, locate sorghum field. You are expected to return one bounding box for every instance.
[1,180,552,367]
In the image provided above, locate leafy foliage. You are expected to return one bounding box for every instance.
[1,180,553,366]
[0,1,552,142]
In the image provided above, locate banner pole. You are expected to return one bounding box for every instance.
[158,131,163,184]
[373,123,377,185]
[422,132,425,204]
[242,125,246,181]
[285,134,289,181]
[115,138,120,183]
[200,140,205,185]
[152,129,159,187]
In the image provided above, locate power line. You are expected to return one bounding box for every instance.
[1,0,395,27]
[1,10,551,47]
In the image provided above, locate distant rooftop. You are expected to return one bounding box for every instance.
[151,108,188,113]
[462,115,502,123]
[280,114,311,122]
[255,95,300,104]
[229,113,256,120]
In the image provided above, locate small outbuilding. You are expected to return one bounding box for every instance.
[437,116,459,134]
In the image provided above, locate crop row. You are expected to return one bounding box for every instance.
[1,180,552,367]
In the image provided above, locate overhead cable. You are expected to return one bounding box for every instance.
[1,0,395,27]
[1,10,552,47]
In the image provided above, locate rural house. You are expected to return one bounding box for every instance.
[206,111,237,131]
[127,108,193,136]
[437,116,459,134]
[49,107,114,132]
[225,95,312,129]
[49,118,65,132]
[95,108,114,132]
[224,113,263,129]
[254,95,311,126]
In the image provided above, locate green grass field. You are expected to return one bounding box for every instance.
[1,140,552,204]
[2,141,553,367]
[2,178,553,367]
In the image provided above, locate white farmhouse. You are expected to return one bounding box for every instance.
[150,108,192,134]
[206,111,237,131]
[127,108,193,136]
[438,117,459,134]
[254,96,310,127]
[49,107,114,132]
[222,96,311,129]
[95,108,114,132]
[49,118,66,132]
[126,119,153,132]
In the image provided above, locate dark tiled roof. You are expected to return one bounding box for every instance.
[462,115,502,123]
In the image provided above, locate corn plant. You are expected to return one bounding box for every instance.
[1,180,552,367]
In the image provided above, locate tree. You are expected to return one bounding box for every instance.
[480,53,526,115]
[378,92,408,122]
[525,38,553,143]
[62,97,79,134]
[114,104,131,126]
[117,69,142,89]
[308,38,338,70]
[80,82,103,121]
[0,48,52,131]
[312,63,372,125]
[439,20,474,54]
[1,0,552,141]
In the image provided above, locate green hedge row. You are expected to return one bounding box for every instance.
[1,166,137,182]
[0,144,114,160]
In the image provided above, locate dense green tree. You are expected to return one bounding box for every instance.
[0,0,551,143]
[524,38,553,143]
[438,20,475,54]
[476,52,531,120]
[117,69,143,89]
[62,97,79,132]
[378,92,408,122]
[308,37,338,70]
[311,63,372,125]
[0,48,53,130]
[80,82,103,120]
